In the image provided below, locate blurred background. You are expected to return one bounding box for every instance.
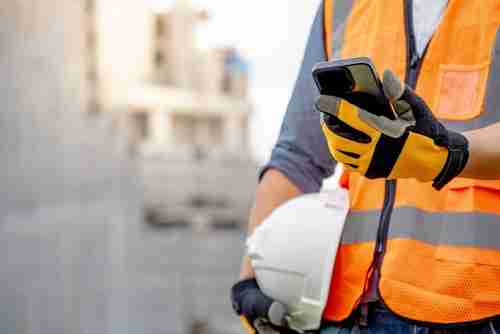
[0,0,320,333]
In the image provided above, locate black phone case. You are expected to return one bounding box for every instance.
[312,57,395,119]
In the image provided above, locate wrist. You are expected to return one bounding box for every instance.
[432,131,469,190]
[240,255,256,280]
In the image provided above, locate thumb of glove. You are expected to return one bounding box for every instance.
[383,69,431,122]
[383,69,405,103]
[267,301,287,327]
[383,70,414,116]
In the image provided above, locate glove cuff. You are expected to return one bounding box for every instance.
[231,278,259,315]
[433,131,469,190]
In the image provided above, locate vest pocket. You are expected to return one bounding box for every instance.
[433,62,490,120]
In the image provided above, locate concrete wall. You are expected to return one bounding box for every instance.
[0,1,142,333]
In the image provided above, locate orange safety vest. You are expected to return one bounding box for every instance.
[322,0,500,326]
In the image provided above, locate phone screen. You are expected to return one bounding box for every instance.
[314,63,394,119]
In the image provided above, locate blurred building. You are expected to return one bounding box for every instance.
[87,2,251,334]
[90,0,256,228]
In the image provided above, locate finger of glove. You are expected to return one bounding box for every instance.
[314,95,341,116]
[383,70,405,103]
[358,108,414,138]
[321,118,384,175]
[316,95,378,142]
[335,150,360,168]
[254,319,281,334]
[400,88,437,123]
[267,301,287,327]
[321,122,370,159]
[320,122,372,173]
[321,113,372,144]
[255,319,300,334]
[336,99,380,138]
[383,70,432,122]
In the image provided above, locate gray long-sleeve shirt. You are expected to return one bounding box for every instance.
[259,1,447,194]
[259,4,333,193]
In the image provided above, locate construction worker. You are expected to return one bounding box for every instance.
[232,0,500,333]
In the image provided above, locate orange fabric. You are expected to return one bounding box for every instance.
[345,175,500,214]
[340,0,406,80]
[339,170,350,189]
[380,240,500,324]
[323,0,333,60]
[322,242,375,321]
[347,173,385,210]
[397,178,500,214]
[322,0,500,324]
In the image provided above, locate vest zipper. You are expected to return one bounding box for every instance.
[356,1,421,313]
[372,0,421,287]
[362,0,421,306]
[376,0,422,256]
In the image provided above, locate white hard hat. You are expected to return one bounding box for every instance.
[247,190,349,331]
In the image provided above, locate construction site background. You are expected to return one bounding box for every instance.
[1,0,256,333]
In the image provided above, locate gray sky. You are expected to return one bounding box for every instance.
[194,0,322,162]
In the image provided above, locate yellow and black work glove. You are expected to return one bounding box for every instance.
[231,278,297,334]
[316,70,469,190]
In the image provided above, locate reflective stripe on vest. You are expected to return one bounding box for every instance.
[322,0,500,325]
[343,208,500,249]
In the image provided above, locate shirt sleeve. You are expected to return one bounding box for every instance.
[259,2,336,193]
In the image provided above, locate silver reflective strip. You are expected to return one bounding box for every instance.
[341,210,379,245]
[442,28,500,132]
[330,0,355,59]
[341,207,500,249]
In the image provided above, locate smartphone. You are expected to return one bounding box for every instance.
[312,57,396,119]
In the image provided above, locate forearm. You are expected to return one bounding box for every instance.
[239,169,302,279]
[459,122,500,179]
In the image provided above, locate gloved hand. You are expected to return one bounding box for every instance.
[231,278,296,334]
[316,70,469,190]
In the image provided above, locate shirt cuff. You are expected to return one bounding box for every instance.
[258,146,331,194]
